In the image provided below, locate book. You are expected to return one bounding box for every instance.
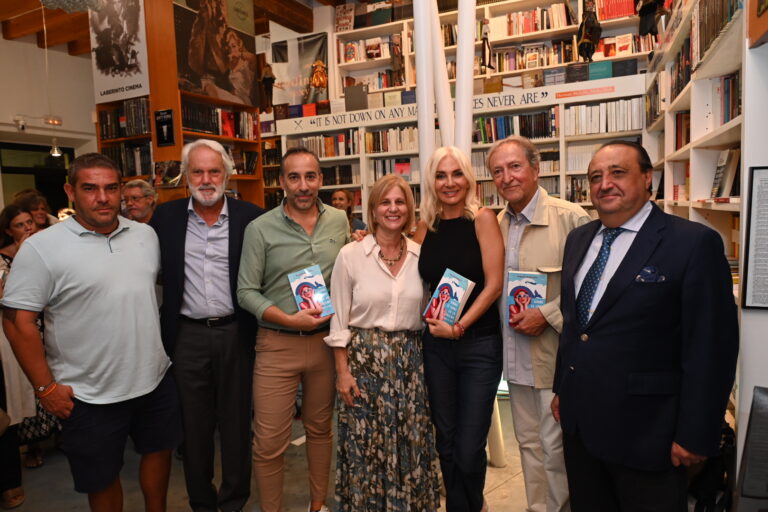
[344,84,369,111]
[288,105,303,118]
[384,90,401,107]
[335,3,355,32]
[401,90,417,104]
[287,264,334,318]
[273,104,290,120]
[507,271,547,327]
[423,269,476,326]
[394,158,412,181]
[565,62,589,83]
[368,91,384,109]
[612,59,638,77]
[316,100,331,115]
[301,103,317,117]
[522,69,544,88]
[589,60,613,80]
[615,34,634,56]
[711,148,741,198]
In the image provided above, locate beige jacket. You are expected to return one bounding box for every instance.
[498,187,591,388]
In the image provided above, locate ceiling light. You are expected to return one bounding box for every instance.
[44,115,62,126]
[50,138,62,158]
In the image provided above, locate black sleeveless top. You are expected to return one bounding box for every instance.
[418,216,500,333]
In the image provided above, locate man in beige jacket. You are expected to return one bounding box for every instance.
[489,136,590,512]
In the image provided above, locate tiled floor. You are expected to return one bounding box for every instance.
[13,397,529,511]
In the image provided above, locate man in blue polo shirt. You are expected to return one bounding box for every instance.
[1,153,181,512]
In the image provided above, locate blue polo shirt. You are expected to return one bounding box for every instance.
[1,216,170,404]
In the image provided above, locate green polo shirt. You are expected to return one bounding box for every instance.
[237,199,350,330]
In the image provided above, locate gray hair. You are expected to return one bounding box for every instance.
[181,139,235,177]
[486,135,541,169]
[123,179,157,202]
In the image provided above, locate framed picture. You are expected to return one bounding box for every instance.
[742,167,768,309]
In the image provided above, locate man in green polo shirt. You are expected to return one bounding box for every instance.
[237,147,349,512]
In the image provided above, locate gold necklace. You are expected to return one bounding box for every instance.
[378,236,404,267]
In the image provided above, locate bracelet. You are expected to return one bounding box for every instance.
[455,321,466,339]
[36,381,57,399]
[450,324,457,340]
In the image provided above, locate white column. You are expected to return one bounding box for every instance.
[430,0,454,148]
[454,0,477,157]
[413,0,436,202]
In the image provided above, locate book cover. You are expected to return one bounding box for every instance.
[302,103,317,117]
[368,91,384,109]
[565,62,589,83]
[423,269,476,326]
[273,104,290,120]
[288,264,334,318]
[522,70,544,88]
[288,104,303,118]
[612,59,638,77]
[589,60,613,80]
[384,90,402,107]
[507,271,547,326]
[615,34,634,56]
[316,100,331,115]
[344,84,369,111]
[401,90,417,104]
[335,3,355,32]
[365,37,383,59]
[394,158,412,181]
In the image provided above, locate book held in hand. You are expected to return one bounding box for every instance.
[507,271,547,326]
[288,265,334,318]
[423,269,475,326]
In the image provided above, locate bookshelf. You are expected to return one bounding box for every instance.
[643,0,744,267]
[95,97,153,180]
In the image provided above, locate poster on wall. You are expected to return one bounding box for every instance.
[271,33,329,106]
[89,0,151,104]
[174,0,258,106]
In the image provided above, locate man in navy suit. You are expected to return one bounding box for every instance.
[150,139,263,512]
[551,141,738,511]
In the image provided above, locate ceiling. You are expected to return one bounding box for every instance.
[0,0,346,55]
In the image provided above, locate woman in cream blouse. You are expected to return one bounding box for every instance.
[325,174,439,512]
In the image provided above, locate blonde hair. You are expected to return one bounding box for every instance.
[367,174,416,235]
[420,146,480,231]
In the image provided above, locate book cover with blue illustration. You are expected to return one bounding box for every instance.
[507,271,547,326]
[288,264,334,318]
[423,268,475,326]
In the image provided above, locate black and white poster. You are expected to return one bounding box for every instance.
[89,0,151,104]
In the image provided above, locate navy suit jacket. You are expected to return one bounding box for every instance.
[149,196,264,355]
[553,203,738,471]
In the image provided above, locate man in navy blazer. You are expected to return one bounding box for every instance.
[552,141,738,511]
[150,139,263,512]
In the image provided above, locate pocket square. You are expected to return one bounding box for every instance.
[635,265,666,283]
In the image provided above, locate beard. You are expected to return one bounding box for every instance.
[190,182,225,207]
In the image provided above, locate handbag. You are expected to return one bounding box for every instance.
[17,400,61,444]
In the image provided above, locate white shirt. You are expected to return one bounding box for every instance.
[325,234,425,347]
[574,201,653,321]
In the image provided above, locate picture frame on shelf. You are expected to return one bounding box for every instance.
[742,166,768,309]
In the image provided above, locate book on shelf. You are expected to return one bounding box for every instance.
[670,37,692,103]
[302,103,317,117]
[344,84,369,112]
[98,97,151,140]
[371,156,421,182]
[589,60,613,80]
[544,67,566,85]
[368,91,384,109]
[567,175,589,203]
[288,105,303,119]
[321,163,360,186]
[366,125,418,153]
[564,97,643,136]
[565,62,589,83]
[674,111,691,149]
[394,158,412,181]
[316,100,331,116]
[473,107,559,143]
[522,69,544,88]
[180,102,257,139]
[384,90,402,107]
[401,90,416,104]
[505,3,577,36]
[335,3,355,32]
[507,271,547,327]
[595,0,636,21]
[288,264,334,318]
[615,33,634,56]
[423,269,476,326]
[692,0,742,69]
[102,141,152,177]
[672,162,690,201]
[273,104,289,121]
[710,148,741,198]
[612,58,638,77]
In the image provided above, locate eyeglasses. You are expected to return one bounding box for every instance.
[124,195,151,204]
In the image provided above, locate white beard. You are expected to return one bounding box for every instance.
[190,182,225,206]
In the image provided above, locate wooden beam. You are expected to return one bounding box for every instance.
[67,35,91,56]
[36,12,88,48]
[315,0,344,5]
[2,8,70,41]
[253,16,269,35]
[253,0,312,34]
[0,0,41,22]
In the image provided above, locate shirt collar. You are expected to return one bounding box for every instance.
[187,196,229,221]
[598,200,653,235]
[505,188,540,223]
[362,233,420,257]
[279,198,325,222]
[65,214,130,238]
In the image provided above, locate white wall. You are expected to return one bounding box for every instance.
[0,35,97,154]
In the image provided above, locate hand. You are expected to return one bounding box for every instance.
[426,318,455,339]
[510,308,548,336]
[351,229,368,242]
[41,383,75,419]
[336,371,361,407]
[551,394,560,423]
[670,442,707,467]
[290,308,332,331]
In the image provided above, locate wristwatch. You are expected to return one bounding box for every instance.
[35,380,55,394]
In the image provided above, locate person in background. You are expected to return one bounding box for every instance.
[326,174,440,512]
[13,190,57,232]
[0,205,36,510]
[414,146,505,512]
[122,179,156,224]
[552,141,738,511]
[150,139,263,512]
[238,147,349,512]
[489,135,591,512]
[2,153,180,512]
[330,189,366,233]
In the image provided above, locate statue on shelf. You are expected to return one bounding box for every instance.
[481,18,495,73]
[577,0,602,62]
[637,0,669,36]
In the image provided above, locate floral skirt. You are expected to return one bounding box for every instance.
[336,327,440,512]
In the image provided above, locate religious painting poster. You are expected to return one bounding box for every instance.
[174,0,258,106]
[89,0,151,104]
[271,33,329,106]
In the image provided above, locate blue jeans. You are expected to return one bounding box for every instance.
[422,328,503,512]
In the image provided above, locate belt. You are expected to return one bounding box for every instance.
[261,326,329,336]
[180,314,237,328]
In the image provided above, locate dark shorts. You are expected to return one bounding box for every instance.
[60,372,183,494]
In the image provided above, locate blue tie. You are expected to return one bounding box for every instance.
[576,228,624,327]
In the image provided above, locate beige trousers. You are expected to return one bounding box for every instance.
[252,329,335,512]
[508,383,570,512]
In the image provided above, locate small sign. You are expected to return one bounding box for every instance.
[154,109,175,147]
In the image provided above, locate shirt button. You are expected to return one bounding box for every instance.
[569,365,575,371]
[580,334,589,342]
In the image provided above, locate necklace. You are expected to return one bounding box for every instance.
[378,236,405,267]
